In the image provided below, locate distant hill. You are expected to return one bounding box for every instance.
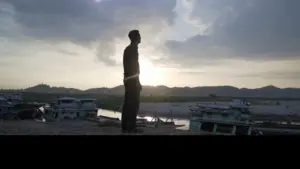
[25,84,82,93]
[1,84,300,98]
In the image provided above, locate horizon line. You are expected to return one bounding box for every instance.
[0,84,299,91]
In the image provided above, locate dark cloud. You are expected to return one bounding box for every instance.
[165,0,300,67]
[0,0,176,65]
[2,0,300,68]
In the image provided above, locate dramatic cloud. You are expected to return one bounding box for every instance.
[0,0,176,65]
[1,0,300,88]
[4,0,300,68]
[164,0,300,67]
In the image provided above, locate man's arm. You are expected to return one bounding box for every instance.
[135,48,142,91]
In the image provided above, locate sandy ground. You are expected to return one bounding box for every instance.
[0,120,195,135]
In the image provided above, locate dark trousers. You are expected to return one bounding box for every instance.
[121,79,140,132]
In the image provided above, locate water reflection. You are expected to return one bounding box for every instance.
[97,109,189,130]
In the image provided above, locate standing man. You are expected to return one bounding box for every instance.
[121,30,143,133]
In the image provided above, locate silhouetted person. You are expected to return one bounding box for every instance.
[121,30,143,133]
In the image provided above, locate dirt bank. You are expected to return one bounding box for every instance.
[0,120,194,135]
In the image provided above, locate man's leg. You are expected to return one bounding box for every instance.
[127,83,141,132]
[124,83,136,132]
[121,84,130,132]
[132,87,140,131]
[121,80,142,133]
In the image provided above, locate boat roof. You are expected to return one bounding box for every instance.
[80,98,96,101]
[202,109,235,114]
[193,107,251,115]
[230,105,249,108]
[197,104,230,109]
[197,103,249,110]
[57,97,78,101]
[10,98,22,100]
[11,93,22,95]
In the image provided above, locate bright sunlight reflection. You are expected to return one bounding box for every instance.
[139,59,160,85]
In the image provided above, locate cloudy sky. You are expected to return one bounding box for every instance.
[1,0,300,89]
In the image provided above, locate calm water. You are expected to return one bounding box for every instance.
[97,109,190,130]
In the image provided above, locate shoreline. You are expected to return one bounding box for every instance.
[100,108,190,120]
[101,107,300,122]
[0,120,193,135]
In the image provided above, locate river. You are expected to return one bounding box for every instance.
[97,108,190,130]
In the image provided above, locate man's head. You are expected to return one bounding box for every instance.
[128,30,141,44]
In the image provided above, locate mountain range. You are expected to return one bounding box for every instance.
[1,84,300,98]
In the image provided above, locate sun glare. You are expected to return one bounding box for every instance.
[139,60,160,86]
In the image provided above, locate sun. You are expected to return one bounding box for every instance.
[139,60,160,86]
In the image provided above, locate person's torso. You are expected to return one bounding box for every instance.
[123,44,140,78]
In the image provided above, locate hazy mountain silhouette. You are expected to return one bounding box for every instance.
[25,84,81,93]
[2,84,300,98]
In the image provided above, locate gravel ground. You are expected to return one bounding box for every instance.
[0,120,194,135]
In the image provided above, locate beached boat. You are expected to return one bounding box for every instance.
[45,97,81,119]
[0,93,23,106]
[189,104,262,135]
[0,97,13,117]
[8,93,23,105]
[78,98,98,117]
[44,97,98,120]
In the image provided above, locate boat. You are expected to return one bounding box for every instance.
[9,93,23,105]
[44,97,98,120]
[0,93,7,100]
[0,93,18,117]
[79,98,98,117]
[189,103,262,135]
[0,92,24,115]
[0,97,13,118]
[45,97,81,120]
[1,93,24,106]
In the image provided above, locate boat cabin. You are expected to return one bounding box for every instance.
[10,93,22,100]
[0,97,13,116]
[56,97,79,109]
[79,99,96,109]
[0,97,7,104]
[9,98,22,105]
[79,99,97,116]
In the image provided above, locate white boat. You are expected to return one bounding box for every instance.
[8,93,23,105]
[0,93,24,106]
[194,99,250,110]
[0,93,16,116]
[45,97,79,120]
[0,97,13,117]
[0,93,7,100]
[9,93,22,101]
[189,102,261,135]
[45,97,97,120]
[79,99,98,117]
